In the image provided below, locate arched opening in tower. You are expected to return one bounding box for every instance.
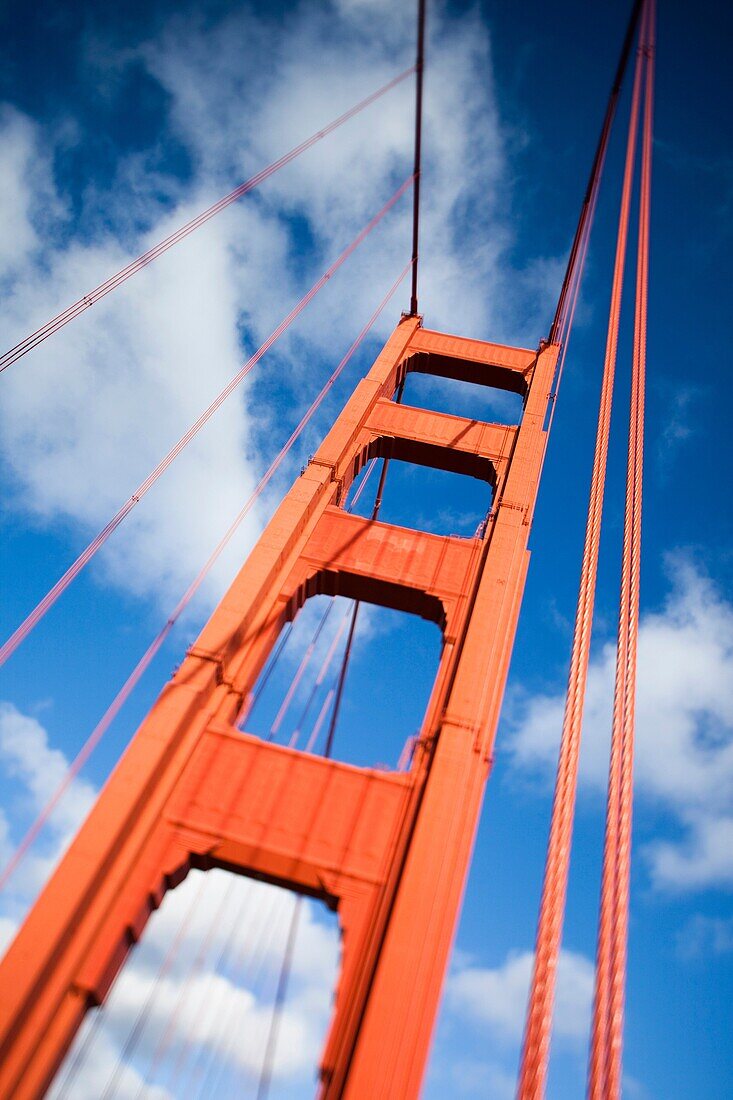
[50,870,341,1099]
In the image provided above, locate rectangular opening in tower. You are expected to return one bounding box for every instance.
[241,594,442,770]
[347,458,492,538]
[401,369,525,424]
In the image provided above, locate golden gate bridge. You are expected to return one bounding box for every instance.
[0,0,655,1095]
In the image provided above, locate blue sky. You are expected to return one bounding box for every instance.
[0,0,731,1097]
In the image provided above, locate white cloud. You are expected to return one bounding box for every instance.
[0,702,97,931]
[0,105,69,281]
[448,947,594,1044]
[0,0,559,618]
[509,556,733,891]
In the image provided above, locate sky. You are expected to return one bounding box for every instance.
[0,0,731,1097]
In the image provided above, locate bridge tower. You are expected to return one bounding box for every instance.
[0,316,558,1098]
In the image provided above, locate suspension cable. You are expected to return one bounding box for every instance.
[97,873,210,1100]
[517,7,648,1094]
[255,895,303,1100]
[236,621,294,728]
[305,686,337,753]
[136,878,239,1096]
[408,0,427,316]
[0,265,411,893]
[549,0,644,344]
[288,609,350,748]
[202,892,290,1098]
[182,882,266,1093]
[588,6,654,1095]
[0,186,413,673]
[268,608,334,739]
[0,68,414,376]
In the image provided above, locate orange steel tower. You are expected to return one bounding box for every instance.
[0,316,558,1099]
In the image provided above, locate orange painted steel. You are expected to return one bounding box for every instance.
[589,7,654,1096]
[517,14,648,1096]
[0,318,558,1100]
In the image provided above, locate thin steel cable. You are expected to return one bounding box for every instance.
[408,0,427,316]
[268,607,334,739]
[0,183,413,672]
[517,13,648,1094]
[322,598,361,760]
[255,896,303,1100]
[237,622,295,728]
[0,68,414,375]
[201,894,291,1099]
[0,266,410,893]
[54,1008,106,1099]
[549,0,644,342]
[177,881,257,1092]
[288,610,351,749]
[98,874,209,1100]
[304,687,336,754]
[588,6,654,1095]
[135,878,239,1097]
[185,890,283,1099]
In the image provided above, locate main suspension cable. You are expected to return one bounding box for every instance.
[0,68,414,375]
[549,0,644,344]
[517,6,648,1095]
[588,5,654,1094]
[0,264,411,893]
[0,185,413,672]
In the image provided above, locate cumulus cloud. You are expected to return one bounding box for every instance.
[509,556,733,891]
[0,0,560,617]
[448,947,594,1044]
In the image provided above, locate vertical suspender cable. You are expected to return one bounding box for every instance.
[517,6,648,1096]
[588,5,654,1096]
[408,0,427,316]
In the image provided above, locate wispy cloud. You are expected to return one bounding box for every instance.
[0,0,560,616]
[447,947,594,1044]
